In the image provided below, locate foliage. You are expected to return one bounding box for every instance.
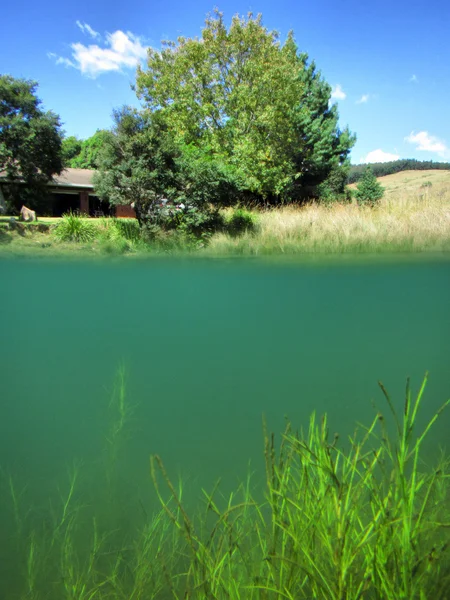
[69,129,114,169]
[348,158,450,184]
[61,135,82,165]
[136,10,355,202]
[316,161,352,204]
[0,74,64,211]
[355,166,385,206]
[226,207,258,236]
[94,107,182,216]
[0,182,54,215]
[53,211,96,243]
[177,143,246,208]
[95,108,235,241]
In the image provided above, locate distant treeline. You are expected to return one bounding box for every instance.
[348,159,450,183]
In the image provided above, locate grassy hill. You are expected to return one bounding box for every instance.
[349,169,450,195]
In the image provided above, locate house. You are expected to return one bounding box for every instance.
[49,168,136,218]
[0,168,136,218]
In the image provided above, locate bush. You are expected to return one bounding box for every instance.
[53,211,96,243]
[316,163,352,204]
[355,166,384,206]
[226,208,258,236]
[140,199,224,246]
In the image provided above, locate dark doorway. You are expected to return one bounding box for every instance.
[89,196,114,217]
[52,193,79,217]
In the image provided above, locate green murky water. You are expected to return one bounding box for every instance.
[1,255,449,597]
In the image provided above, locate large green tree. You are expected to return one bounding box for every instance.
[136,11,355,202]
[94,107,182,217]
[95,106,244,237]
[0,74,64,210]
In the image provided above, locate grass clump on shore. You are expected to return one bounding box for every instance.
[53,211,97,243]
[1,371,449,599]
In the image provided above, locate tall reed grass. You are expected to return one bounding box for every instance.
[206,186,450,255]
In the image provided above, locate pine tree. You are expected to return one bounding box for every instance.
[355,167,384,206]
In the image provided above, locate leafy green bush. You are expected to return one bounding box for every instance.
[316,162,352,204]
[355,166,385,206]
[226,208,258,236]
[140,200,225,247]
[53,211,96,243]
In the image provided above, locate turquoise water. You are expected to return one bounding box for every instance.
[1,255,449,597]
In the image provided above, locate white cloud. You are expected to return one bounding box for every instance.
[49,24,148,78]
[410,74,418,83]
[405,131,448,157]
[47,52,76,68]
[361,149,400,163]
[331,84,346,101]
[356,94,370,104]
[76,20,101,40]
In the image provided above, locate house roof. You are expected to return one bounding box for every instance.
[52,168,95,189]
[0,168,96,190]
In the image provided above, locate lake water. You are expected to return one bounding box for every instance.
[1,254,449,597]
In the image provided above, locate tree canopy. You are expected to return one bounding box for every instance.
[62,136,82,164]
[0,75,63,181]
[94,107,244,236]
[62,130,113,169]
[135,11,355,202]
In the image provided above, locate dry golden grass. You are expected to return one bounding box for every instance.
[207,172,450,255]
[350,169,450,194]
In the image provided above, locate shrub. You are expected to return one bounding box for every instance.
[53,211,96,243]
[140,200,224,246]
[355,167,385,206]
[316,163,352,205]
[226,208,258,236]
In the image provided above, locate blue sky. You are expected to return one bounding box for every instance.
[1,0,449,164]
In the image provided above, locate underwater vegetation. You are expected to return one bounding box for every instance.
[1,369,449,599]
